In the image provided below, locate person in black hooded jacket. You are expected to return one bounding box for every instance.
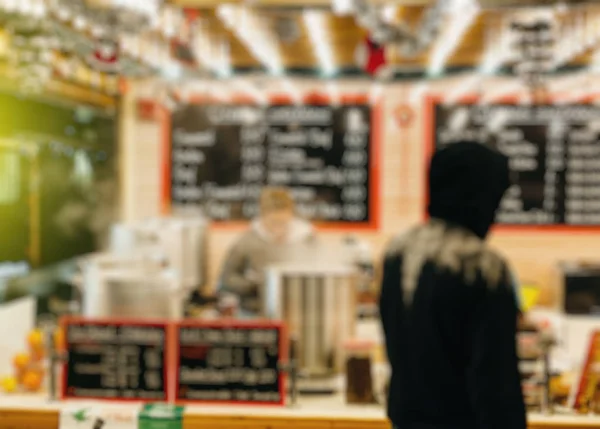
[379,141,526,429]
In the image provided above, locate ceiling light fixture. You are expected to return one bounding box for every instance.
[381,5,397,24]
[0,0,47,18]
[84,0,161,32]
[303,10,337,77]
[480,47,511,76]
[331,0,354,16]
[428,0,479,77]
[553,14,578,69]
[217,5,283,76]
[111,0,160,19]
[479,15,511,76]
[192,23,232,78]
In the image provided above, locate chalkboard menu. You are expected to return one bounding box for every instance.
[62,319,169,401]
[169,103,375,225]
[175,321,286,405]
[432,102,600,227]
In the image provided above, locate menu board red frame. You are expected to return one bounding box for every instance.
[174,319,288,406]
[60,317,172,402]
[157,92,382,232]
[570,330,600,410]
[423,93,600,233]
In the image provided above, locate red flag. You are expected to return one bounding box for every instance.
[93,38,118,65]
[87,38,120,73]
[355,36,387,76]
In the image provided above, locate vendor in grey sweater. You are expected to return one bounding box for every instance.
[218,187,314,317]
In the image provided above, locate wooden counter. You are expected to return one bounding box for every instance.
[0,394,599,429]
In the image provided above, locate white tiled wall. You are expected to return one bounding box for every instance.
[119,82,163,222]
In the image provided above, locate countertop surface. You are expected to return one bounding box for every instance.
[1,393,600,425]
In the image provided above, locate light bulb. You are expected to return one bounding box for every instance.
[56,7,70,21]
[18,0,32,15]
[40,50,53,64]
[31,0,46,18]
[4,0,18,12]
[91,25,104,38]
[331,0,354,16]
[74,15,87,30]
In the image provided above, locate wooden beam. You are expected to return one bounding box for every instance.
[45,79,117,109]
[171,0,434,8]
[0,63,116,109]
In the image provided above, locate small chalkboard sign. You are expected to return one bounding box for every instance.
[61,318,170,401]
[175,321,287,405]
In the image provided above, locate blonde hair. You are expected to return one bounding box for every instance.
[260,187,295,214]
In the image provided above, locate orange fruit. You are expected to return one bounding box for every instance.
[27,329,44,351]
[31,348,45,362]
[22,370,43,392]
[1,376,17,393]
[13,353,30,371]
[29,365,45,378]
[54,328,65,352]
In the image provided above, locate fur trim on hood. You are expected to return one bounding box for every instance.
[251,217,313,243]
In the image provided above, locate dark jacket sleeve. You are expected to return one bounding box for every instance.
[466,270,527,429]
[379,253,402,365]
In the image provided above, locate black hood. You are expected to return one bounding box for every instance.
[428,141,510,239]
